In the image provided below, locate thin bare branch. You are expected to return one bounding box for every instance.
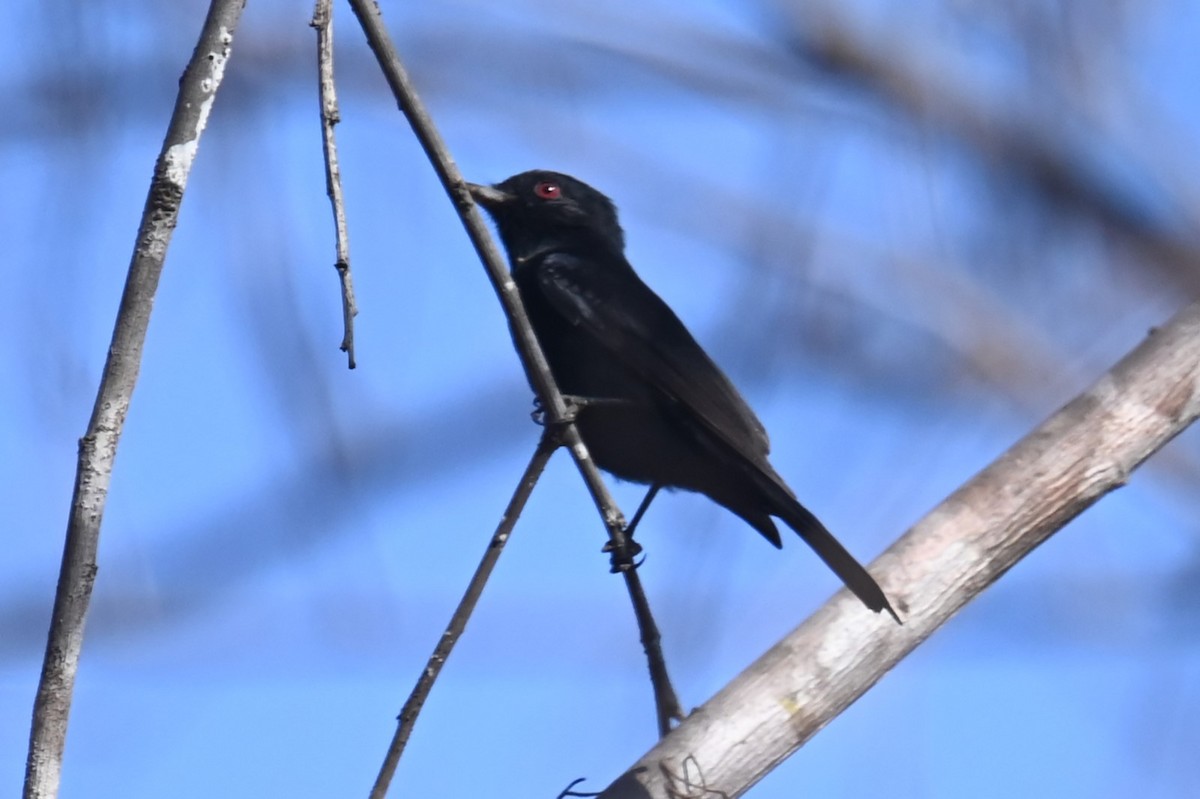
[601,300,1200,799]
[344,0,682,745]
[369,434,558,798]
[22,2,247,798]
[311,0,358,368]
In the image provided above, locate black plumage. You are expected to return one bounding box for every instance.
[470,170,897,622]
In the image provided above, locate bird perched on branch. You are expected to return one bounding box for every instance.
[469,170,898,623]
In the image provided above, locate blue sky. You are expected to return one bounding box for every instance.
[3,1,1199,797]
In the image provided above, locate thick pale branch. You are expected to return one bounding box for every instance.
[602,300,1200,799]
[23,2,247,798]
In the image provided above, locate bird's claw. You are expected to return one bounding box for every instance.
[530,395,586,428]
[603,536,645,572]
[530,397,547,427]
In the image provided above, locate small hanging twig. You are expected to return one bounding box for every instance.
[311,0,358,368]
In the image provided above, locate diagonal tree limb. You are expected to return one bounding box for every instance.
[22,2,248,798]
[600,301,1200,799]
[369,433,558,799]
[344,0,683,740]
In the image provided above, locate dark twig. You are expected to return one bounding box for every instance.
[311,0,358,369]
[629,568,683,737]
[22,2,247,798]
[369,434,557,799]
[345,0,683,747]
[600,300,1200,798]
[659,756,727,799]
[558,777,603,798]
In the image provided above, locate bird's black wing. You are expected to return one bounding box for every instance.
[537,252,899,621]
[535,251,770,465]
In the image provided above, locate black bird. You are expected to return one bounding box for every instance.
[469,170,898,622]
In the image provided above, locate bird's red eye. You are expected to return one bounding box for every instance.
[533,181,561,200]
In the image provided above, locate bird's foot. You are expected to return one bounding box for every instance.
[530,396,549,427]
[531,398,583,452]
[530,394,631,427]
[602,536,645,573]
[531,395,584,427]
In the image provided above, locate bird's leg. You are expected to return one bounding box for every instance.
[530,394,632,426]
[604,483,661,572]
[624,483,661,540]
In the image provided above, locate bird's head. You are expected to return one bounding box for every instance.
[468,170,626,264]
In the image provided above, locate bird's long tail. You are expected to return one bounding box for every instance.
[763,478,900,624]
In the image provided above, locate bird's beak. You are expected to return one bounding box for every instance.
[467,183,515,210]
